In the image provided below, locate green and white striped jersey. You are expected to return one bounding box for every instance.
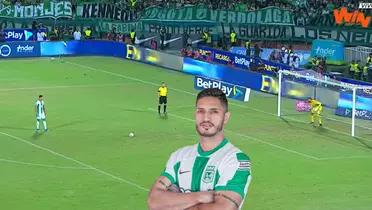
[161,138,251,208]
[35,100,45,116]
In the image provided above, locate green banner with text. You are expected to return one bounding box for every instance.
[98,21,143,33]
[0,1,72,19]
[142,6,295,25]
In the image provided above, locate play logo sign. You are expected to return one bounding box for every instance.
[5,30,24,40]
[24,30,34,41]
[4,29,33,41]
[3,29,40,41]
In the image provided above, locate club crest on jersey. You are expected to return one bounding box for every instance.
[202,166,216,183]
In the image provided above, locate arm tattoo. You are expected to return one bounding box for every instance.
[158,180,170,189]
[214,192,239,208]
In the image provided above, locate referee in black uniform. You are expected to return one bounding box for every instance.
[158,82,168,115]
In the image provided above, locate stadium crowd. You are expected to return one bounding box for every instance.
[1,0,368,27]
[1,0,371,82]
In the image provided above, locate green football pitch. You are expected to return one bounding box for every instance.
[0,56,371,210]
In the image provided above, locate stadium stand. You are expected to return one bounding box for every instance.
[1,0,371,83]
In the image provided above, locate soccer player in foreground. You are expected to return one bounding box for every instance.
[148,88,252,210]
[308,97,323,126]
[35,95,48,132]
[158,82,168,115]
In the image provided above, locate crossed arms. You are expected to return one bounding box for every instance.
[147,176,242,210]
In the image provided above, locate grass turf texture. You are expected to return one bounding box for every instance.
[0,56,371,210]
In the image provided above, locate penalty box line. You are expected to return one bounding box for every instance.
[66,61,371,160]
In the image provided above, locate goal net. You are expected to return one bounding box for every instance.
[277,70,372,139]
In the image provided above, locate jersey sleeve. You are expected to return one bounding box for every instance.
[214,152,252,199]
[160,151,181,185]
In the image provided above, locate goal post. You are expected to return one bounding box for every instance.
[278,70,372,138]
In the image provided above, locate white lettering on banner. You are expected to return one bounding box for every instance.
[359,3,372,9]
[198,49,211,56]
[357,110,368,117]
[315,47,335,57]
[363,88,372,95]
[215,53,230,62]
[11,1,72,18]
[16,45,34,53]
[6,31,23,40]
[344,108,372,119]
[143,6,294,25]
[234,57,250,67]
[196,78,233,96]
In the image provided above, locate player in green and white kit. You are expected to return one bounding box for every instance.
[35,95,48,132]
[148,88,252,210]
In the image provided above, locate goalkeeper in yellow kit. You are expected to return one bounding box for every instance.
[308,98,323,126]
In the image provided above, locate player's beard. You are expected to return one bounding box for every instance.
[196,120,224,137]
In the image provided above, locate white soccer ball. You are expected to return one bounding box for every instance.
[128,132,135,137]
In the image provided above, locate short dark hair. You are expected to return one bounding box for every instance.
[196,88,228,112]
[39,95,43,98]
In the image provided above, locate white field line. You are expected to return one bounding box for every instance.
[152,109,372,160]
[66,60,372,159]
[280,111,372,142]
[318,155,372,160]
[148,108,321,161]
[0,158,91,170]
[326,115,372,131]
[0,84,124,92]
[0,57,51,63]
[0,131,149,192]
